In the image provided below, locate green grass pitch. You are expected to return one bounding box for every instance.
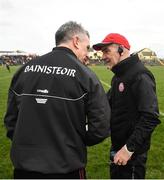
[0,65,164,178]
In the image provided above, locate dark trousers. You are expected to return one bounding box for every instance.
[14,168,86,179]
[110,152,147,179]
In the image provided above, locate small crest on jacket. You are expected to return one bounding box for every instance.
[35,98,47,104]
[118,82,125,92]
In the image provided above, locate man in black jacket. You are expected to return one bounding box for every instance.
[93,33,160,179]
[4,21,111,179]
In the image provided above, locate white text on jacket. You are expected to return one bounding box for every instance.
[24,65,76,77]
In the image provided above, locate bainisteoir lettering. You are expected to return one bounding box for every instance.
[24,65,76,77]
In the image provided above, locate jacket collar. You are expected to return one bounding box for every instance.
[111,54,140,76]
[52,46,77,58]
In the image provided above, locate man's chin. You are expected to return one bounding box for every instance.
[106,64,112,70]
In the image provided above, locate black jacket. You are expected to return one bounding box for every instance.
[4,47,111,174]
[107,54,160,154]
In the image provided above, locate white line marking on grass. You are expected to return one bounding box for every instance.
[100,80,111,88]
[0,76,11,80]
[160,111,164,117]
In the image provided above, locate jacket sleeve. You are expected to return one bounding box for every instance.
[85,78,111,146]
[4,81,18,140]
[126,73,161,153]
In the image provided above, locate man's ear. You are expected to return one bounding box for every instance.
[72,36,80,49]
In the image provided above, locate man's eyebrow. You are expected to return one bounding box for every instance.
[101,47,106,51]
[102,47,108,52]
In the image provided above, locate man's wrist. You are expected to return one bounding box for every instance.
[124,145,134,156]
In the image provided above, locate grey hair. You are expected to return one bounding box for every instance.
[55,21,89,46]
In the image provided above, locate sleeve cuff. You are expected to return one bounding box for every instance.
[124,144,134,156]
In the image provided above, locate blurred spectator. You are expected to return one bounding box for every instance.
[5,62,10,73]
[0,54,38,66]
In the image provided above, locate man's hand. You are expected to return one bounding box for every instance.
[114,145,133,166]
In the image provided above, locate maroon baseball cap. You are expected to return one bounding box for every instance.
[93,33,130,51]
